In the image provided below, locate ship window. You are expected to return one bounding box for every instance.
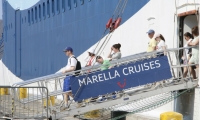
[57,0,60,14]
[80,0,84,5]
[74,0,77,8]
[31,8,34,23]
[11,23,12,28]
[25,17,26,23]
[39,5,41,20]
[43,2,46,19]
[35,7,37,22]
[62,0,65,12]
[52,0,55,15]
[28,10,30,24]
[47,0,50,17]
[22,18,23,24]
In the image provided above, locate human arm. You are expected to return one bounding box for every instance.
[62,66,76,73]
[152,39,157,50]
[62,57,77,73]
[188,38,199,46]
[111,52,121,60]
[161,46,167,55]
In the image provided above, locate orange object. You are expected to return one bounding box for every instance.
[106,18,113,29]
[114,17,122,29]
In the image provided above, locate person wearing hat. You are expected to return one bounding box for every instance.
[62,47,77,110]
[146,29,157,52]
[85,48,96,67]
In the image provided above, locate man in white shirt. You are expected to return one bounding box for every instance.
[62,47,77,109]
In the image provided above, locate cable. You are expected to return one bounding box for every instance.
[112,0,123,18]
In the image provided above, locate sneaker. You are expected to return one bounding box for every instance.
[97,97,107,103]
[112,95,116,99]
[61,106,70,111]
[81,103,86,107]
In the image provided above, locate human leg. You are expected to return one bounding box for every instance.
[64,93,69,107]
[183,67,188,78]
[189,62,196,79]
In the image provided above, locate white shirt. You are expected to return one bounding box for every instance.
[65,55,77,70]
[183,39,192,59]
[56,55,77,73]
[156,40,165,51]
[111,52,121,60]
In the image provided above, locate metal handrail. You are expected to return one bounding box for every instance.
[12,46,199,87]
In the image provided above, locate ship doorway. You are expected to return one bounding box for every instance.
[179,15,198,48]
[178,14,198,60]
[178,14,199,78]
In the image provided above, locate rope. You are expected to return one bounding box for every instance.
[119,0,129,17]
[112,0,123,18]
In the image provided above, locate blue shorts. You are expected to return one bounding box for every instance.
[63,76,72,92]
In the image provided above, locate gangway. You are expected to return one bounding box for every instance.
[11,47,198,119]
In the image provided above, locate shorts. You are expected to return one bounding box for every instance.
[183,59,187,65]
[63,76,72,92]
[189,56,199,64]
[157,52,164,57]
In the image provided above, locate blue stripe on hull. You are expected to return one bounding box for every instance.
[2,0,149,80]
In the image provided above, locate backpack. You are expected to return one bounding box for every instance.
[70,56,81,75]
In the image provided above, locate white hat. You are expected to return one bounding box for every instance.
[88,48,95,54]
[154,33,160,38]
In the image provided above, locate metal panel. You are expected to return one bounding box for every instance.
[15,10,21,77]
[174,89,195,120]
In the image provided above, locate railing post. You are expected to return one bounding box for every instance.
[167,51,176,78]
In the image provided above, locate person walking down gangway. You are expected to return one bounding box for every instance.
[147,29,157,52]
[85,48,97,67]
[154,33,167,56]
[188,26,199,79]
[62,47,81,110]
[107,43,122,61]
[181,32,193,78]
[96,56,111,70]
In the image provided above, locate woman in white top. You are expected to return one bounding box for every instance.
[188,26,199,79]
[182,32,193,78]
[155,33,166,56]
[108,43,122,61]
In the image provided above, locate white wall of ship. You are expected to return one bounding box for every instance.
[0,0,200,119]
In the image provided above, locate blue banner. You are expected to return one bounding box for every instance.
[70,56,172,101]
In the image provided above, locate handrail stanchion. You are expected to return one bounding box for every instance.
[167,51,176,79]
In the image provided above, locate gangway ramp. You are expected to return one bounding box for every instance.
[12,47,199,119]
